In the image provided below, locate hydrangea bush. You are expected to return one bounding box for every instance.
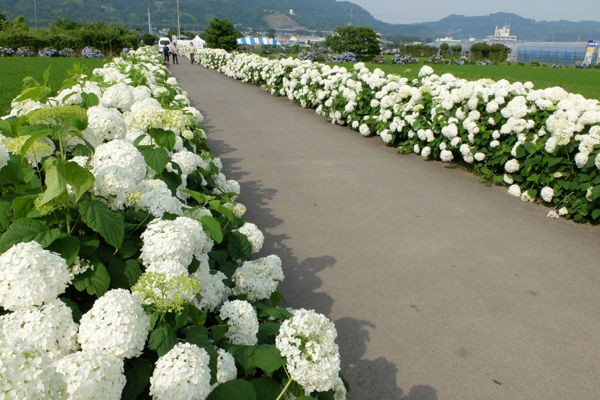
[196,49,600,223]
[0,47,344,399]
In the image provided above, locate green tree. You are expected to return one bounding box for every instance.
[202,18,240,51]
[0,13,6,31]
[324,25,380,61]
[141,33,156,46]
[450,44,462,57]
[439,43,449,56]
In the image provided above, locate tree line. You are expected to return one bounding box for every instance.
[0,14,153,54]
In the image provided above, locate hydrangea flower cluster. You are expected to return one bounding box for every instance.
[149,342,212,400]
[232,255,284,301]
[276,309,341,393]
[219,299,259,345]
[0,337,67,399]
[0,241,71,311]
[77,289,150,359]
[55,351,126,400]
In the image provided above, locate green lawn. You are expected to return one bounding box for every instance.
[340,62,600,100]
[0,57,108,115]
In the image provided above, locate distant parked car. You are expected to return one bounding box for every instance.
[158,37,171,52]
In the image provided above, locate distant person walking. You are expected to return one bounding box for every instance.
[162,44,170,64]
[170,43,179,64]
[188,42,195,64]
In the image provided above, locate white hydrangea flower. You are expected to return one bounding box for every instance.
[440,149,454,162]
[91,139,146,181]
[78,289,150,359]
[547,210,559,219]
[232,255,284,301]
[0,299,78,360]
[421,146,431,158]
[6,135,55,166]
[172,150,209,176]
[558,207,569,216]
[212,172,241,197]
[504,158,520,173]
[140,217,213,271]
[520,190,535,202]
[540,186,554,202]
[220,300,259,346]
[575,152,589,168]
[101,82,135,111]
[0,337,67,399]
[136,179,185,218]
[595,153,600,170]
[0,140,9,170]
[0,241,70,311]
[418,65,434,77]
[474,152,486,161]
[507,184,521,197]
[150,343,212,400]
[55,351,126,400]
[216,348,237,385]
[236,222,264,254]
[190,262,230,312]
[276,309,341,394]
[85,105,127,145]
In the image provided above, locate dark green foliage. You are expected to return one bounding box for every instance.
[469,43,510,62]
[202,19,240,52]
[324,26,380,61]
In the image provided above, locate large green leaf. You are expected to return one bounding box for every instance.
[251,377,282,400]
[65,161,94,203]
[0,218,60,252]
[107,258,142,289]
[39,158,67,206]
[139,146,170,174]
[79,199,124,249]
[207,380,257,400]
[123,357,153,400]
[148,323,177,357]
[72,262,110,296]
[149,128,176,151]
[253,345,285,374]
[0,201,11,232]
[227,231,252,261]
[48,236,80,265]
[201,215,223,244]
[11,195,37,219]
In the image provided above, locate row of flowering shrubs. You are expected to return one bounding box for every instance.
[194,49,600,223]
[0,47,346,399]
[0,46,105,58]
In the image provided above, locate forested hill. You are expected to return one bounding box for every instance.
[2,1,600,42]
[0,0,433,40]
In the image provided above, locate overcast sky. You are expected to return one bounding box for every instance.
[347,0,600,24]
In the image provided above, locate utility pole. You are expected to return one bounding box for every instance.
[33,0,38,28]
[348,8,354,26]
[176,0,181,38]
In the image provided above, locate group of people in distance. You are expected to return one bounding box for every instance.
[162,42,195,65]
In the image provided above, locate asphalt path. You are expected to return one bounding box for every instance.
[169,61,600,400]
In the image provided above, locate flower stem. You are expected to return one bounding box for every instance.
[275,378,293,400]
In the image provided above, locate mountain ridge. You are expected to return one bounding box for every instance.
[1,1,599,42]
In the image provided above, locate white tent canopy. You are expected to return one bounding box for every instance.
[173,35,206,49]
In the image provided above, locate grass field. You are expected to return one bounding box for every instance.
[0,57,108,115]
[340,62,600,100]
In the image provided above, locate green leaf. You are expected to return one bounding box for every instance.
[64,161,94,203]
[148,323,177,357]
[79,200,124,249]
[0,218,60,252]
[48,237,80,265]
[259,307,293,320]
[39,158,67,206]
[592,186,600,202]
[0,201,11,232]
[72,262,110,296]
[251,377,282,400]
[209,200,235,221]
[209,249,229,265]
[123,357,153,400]
[11,195,37,219]
[227,231,252,261]
[180,188,213,205]
[201,215,223,244]
[78,235,100,257]
[258,322,282,343]
[107,258,142,289]
[81,92,99,107]
[207,380,257,400]
[149,128,176,151]
[253,345,285,374]
[139,146,170,174]
[592,208,600,220]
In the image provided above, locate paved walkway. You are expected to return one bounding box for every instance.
[170,62,600,400]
